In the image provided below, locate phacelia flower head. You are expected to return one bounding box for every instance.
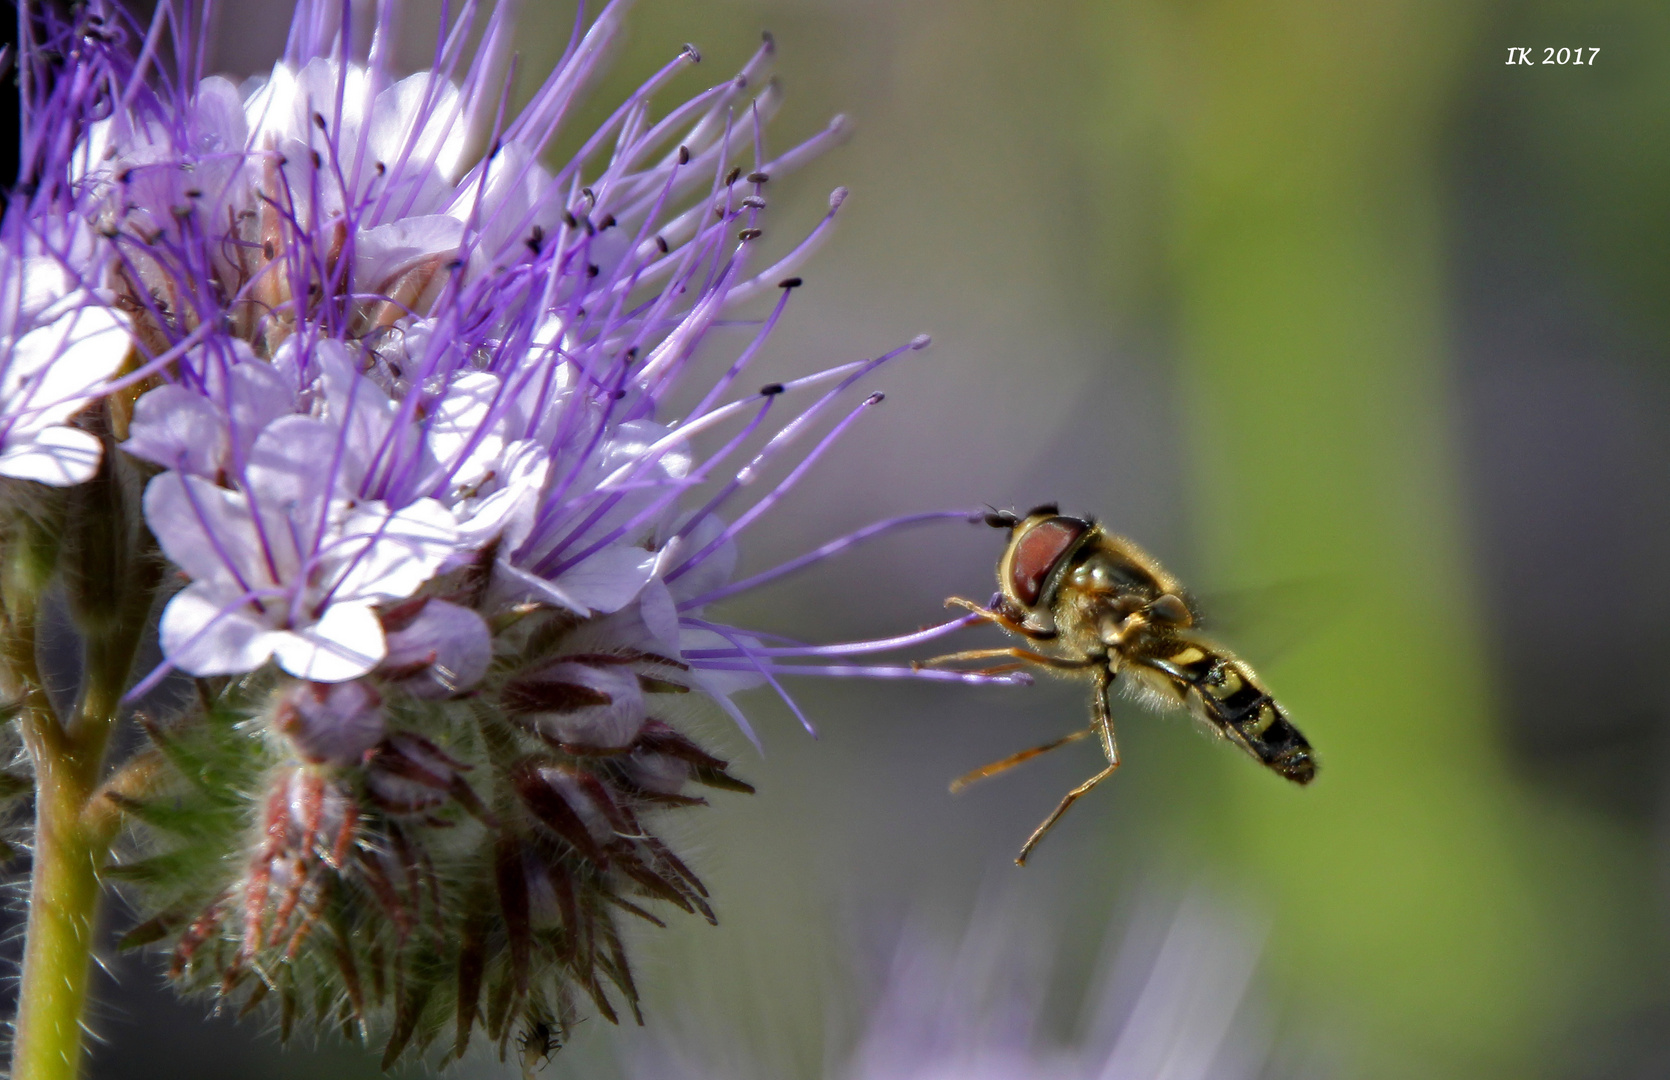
[0,0,1031,1067]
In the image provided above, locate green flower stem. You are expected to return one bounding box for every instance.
[11,638,149,1080]
[12,732,105,1080]
[7,451,159,1080]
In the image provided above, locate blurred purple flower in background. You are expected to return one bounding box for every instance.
[0,0,1030,1071]
[629,891,1289,1080]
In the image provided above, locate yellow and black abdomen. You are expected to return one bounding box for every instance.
[1147,642,1317,785]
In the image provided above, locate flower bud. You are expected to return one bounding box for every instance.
[272,680,385,765]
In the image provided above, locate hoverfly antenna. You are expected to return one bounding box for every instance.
[982,507,1020,530]
[1025,503,1060,519]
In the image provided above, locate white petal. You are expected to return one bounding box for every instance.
[636,578,682,655]
[158,582,280,675]
[143,471,266,588]
[492,559,589,614]
[426,370,504,487]
[355,215,464,295]
[0,426,104,485]
[681,627,768,697]
[6,306,130,429]
[550,544,658,615]
[327,498,458,603]
[662,514,737,604]
[446,141,555,262]
[273,600,385,682]
[226,360,297,459]
[123,385,227,474]
[370,72,468,182]
[245,416,341,558]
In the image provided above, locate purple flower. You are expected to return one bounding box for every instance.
[628,893,1277,1080]
[7,0,1031,1066]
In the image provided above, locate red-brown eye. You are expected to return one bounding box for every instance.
[1007,518,1086,606]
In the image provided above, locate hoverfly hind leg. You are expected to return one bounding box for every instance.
[1014,667,1121,866]
[949,727,1094,794]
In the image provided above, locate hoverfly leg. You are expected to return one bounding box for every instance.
[949,727,1094,794]
[1014,668,1121,867]
[919,646,1094,675]
[944,596,1048,640]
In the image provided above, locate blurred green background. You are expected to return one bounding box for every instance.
[79,0,1670,1077]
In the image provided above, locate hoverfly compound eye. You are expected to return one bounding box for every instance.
[1006,516,1087,607]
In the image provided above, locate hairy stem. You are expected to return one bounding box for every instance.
[8,448,159,1080]
[12,743,103,1080]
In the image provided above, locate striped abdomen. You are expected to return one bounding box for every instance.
[1148,642,1316,784]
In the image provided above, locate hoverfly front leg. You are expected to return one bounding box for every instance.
[1014,666,1121,867]
[944,595,1043,639]
[918,646,1094,675]
[922,596,1088,675]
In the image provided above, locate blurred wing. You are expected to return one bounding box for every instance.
[1187,574,1344,670]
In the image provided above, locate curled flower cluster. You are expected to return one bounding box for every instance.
[2,0,1027,1066]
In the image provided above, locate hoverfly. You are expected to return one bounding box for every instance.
[931,505,1316,865]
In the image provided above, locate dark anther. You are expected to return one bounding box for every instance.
[562,211,578,229]
[778,276,802,289]
[312,111,327,130]
[526,225,544,254]
[741,196,766,209]
[581,187,596,205]
[737,228,762,241]
[184,189,202,199]
[445,257,465,271]
[725,166,742,186]
[375,161,387,174]
[677,145,691,165]
[489,138,503,159]
[598,214,616,230]
[309,149,322,169]
[262,241,275,260]
[117,168,133,184]
[758,383,784,396]
[762,30,776,48]
[734,75,749,90]
[682,43,702,63]
[1026,503,1060,518]
[625,346,640,360]
[866,392,885,405]
[983,510,1020,530]
[277,155,289,168]
[613,389,628,400]
[654,235,669,254]
[587,263,600,277]
[748,171,770,184]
